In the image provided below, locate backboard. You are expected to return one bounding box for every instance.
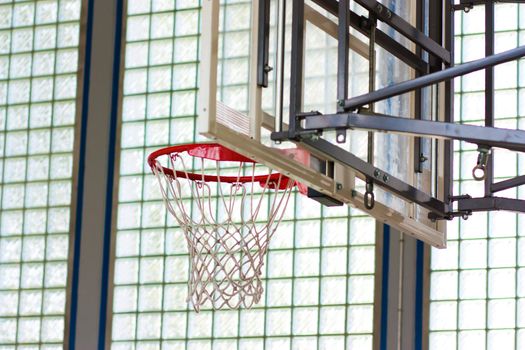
[198,0,447,247]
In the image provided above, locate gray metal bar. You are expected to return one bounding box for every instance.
[354,0,451,64]
[302,138,449,216]
[288,0,305,138]
[343,45,525,110]
[302,112,525,152]
[458,197,525,213]
[485,1,495,196]
[312,0,429,72]
[491,175,525,193]
[337,0,350,111]
[443,0,454,205]
[257,0,271,87]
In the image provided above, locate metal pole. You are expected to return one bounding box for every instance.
[484,1,495,196]
[288,0,305,138]
[343,45,525,110]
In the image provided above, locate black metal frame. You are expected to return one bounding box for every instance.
[268,0,525,219]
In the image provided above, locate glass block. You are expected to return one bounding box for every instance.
[44,261,67,288]
[10,53,32,78]
[266,279,292,307]
[161,312,186,339]
[347,275,374,304]
[3,184,24,209]
[46,234,68,260]
[172,63,196,90]
[489,238,516,267]
[162,283,189,311]
[140,230,164,255]
[12,28,33,53]
[122,95,146,121]
[265,338,290,350]
[23,236,45,261]
[54,75,76,99]
[0,318,16,343]
[35,25,57,50]
[319,336,345,350]
[114,258,139,285]
[293,307,318,335]
[19,290,43,316]
[459,269,487,299]
[121,122,145,148]
[213,310,238,338]
[47,208,70,233]
[50,154,73,179]
[238,309,264,337]
[48,180,71,206]
[112,314,137,341]
[488,268,516,298]
[174,10,199,36]
[139,257,163,283]
[429,301,457,331]
[56,49,78,74]
[321,247,347,275]
[4,158,26,183]
[430,271,458,301]
[145,119,169,145]
[319,307,344,335]
[36,1,58,24]
[21,263,44,288]
[458,300,486,330]
[348,246,375,274]
[460,239,487,269]
[137,313,161,340]
[173,37,198,63]
[347,305,373,333]
[488,299,515,329]
[0,290,18,316]
[187,311,213,338]
[146,93,170,120]
[127,15,150,42]
[267,250,293,278]
[458,330,486,350]
[33,51,56,76]
[1,210,24,236]
[25,182,49,208]
[57,23,79,48]
[120,149,145,175]
[31,77,54,102]
[265,309,291,336]
[0,237,21,263]
[0,5,13,29]
[30,103,53,128]
[41,317,64,342]
[43,289,66,315]
[294,249,319,277]
[13,2,34,26]
[151,13,173,39]
[138,285,162,311]
[293,278,319,306]
[164,256,188,283]
[487,330,515,350]
[17,317,41,343]
[429,331,456,350]
[24,209,47,235]
[59,0,81,21]
[346,336,373,350]
[6,131,28,156]
[51,127,74,152]
[53,101,76,126]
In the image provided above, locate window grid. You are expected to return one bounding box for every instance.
[430,4,525,350]
[0,0,82,347]
[111,1,376,349]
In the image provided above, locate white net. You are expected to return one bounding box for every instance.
[150,147,295,311]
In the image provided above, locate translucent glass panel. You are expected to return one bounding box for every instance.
[429,4,525,350]
[0,0,82,347]
[111,1,376,349]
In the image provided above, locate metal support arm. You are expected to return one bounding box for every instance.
[301,112,525,153]
[343,45,525,110]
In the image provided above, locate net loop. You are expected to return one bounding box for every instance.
[149,143,297,311]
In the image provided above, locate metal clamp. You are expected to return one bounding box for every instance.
[364,179,375,210]
[472,146,491,181]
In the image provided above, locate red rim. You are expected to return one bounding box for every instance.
[148,143,296,189]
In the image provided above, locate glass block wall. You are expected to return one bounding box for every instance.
[110,1,376,349]
[0,0,82,347]
[429,3,525,349]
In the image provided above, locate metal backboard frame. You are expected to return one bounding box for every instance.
[198,0,449,247]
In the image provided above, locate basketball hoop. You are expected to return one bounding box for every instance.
[148,143,300,311]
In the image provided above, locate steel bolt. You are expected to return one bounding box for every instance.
[383,174,389,182]
[374,169,381,178]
